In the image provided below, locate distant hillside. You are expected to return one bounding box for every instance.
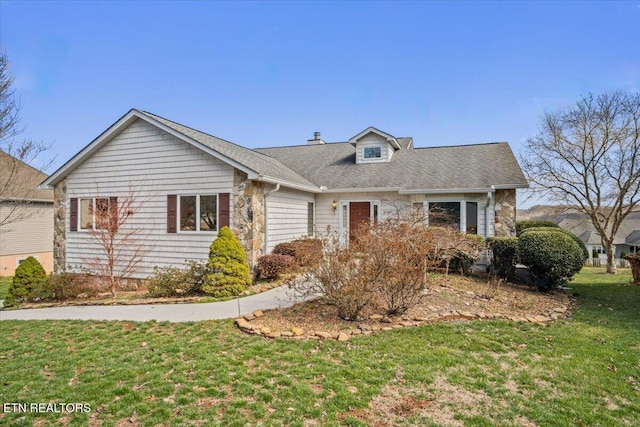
[516,205,583,223]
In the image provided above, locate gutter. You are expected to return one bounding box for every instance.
[263,183,281,255]
[485,191,493,237]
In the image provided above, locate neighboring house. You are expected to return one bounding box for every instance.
[40,109,528,278]
[558,213,640,260]
[0,151,54,276]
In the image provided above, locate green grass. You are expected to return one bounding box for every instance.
[1,268,639,426]
[0,276,11,300]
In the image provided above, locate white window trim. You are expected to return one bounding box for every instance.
[78,197,110,232]
[17,256,39,267]
[177,194,219,233]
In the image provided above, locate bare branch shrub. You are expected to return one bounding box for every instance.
[81,190,151,296]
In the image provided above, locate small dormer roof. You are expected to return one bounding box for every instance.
[348,126,401,150]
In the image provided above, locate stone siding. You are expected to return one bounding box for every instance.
[232,170,265,269]
[53,178,67,273]
[494,189,517,237]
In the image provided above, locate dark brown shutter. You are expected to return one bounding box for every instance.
[70,198,78,231]
[109,196,118,231]
[219,193,230,229]
[167,194,177,233]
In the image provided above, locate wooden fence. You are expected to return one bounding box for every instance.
[585,258,630,268]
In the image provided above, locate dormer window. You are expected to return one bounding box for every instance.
[349,126,402,164]
[364,146,381,159]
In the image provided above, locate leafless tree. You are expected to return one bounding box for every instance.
[81,190,152,296]
[521,91,640,274]
[0,51,52,228]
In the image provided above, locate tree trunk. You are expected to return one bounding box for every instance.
[605,242,617,274]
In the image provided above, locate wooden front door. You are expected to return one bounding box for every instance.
[349,202,371,240]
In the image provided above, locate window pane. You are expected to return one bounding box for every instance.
[364,146,381,159]
[80,199,93,230]
[95,198,109,230]
[429,202,460,230]
[200,195,217,231]
[373,204,379,224]
[180,196,196,231]
[466,202,478,234]
[307,202,314,236]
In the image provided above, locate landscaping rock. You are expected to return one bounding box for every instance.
[315,331,332,339]
[337,332,349,342]
[280,331,294,337]
[291,327,304,336]
[260,327,272,335]
[253,310,264,318]
[369,314,384,321]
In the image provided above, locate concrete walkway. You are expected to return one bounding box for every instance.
[0,285,301,322]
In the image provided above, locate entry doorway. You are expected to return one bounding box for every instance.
[349,202,371,241]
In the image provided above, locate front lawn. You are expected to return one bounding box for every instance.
[1,268,638,426]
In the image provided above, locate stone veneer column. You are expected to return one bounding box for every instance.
[494,189,517,237]
[231,170,266,269]
[53,178,67,273]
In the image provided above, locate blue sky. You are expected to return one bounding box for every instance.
[1,1,639,207]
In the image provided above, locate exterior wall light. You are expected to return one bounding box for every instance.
[332,200,337,212]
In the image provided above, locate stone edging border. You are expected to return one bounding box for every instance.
[235,303,572,342]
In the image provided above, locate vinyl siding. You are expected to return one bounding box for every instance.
[65,119,235,278]
[355,133,393,164]
[266,186,315,252]
[0,203,53,255]
[316,192,494,238]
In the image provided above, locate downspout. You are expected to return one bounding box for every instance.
[263,183,281,255]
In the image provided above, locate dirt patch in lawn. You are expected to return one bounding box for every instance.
[238,274,572,338]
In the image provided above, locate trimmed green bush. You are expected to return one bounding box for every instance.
[257,254,296,281]
[516,219,558,236]
[487,237,519,281]
[518,230,584,291]
[520,226,589,261]
[202,226,251,297]
[5,257,48,306]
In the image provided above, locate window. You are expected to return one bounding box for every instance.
[179,194,217,232]
[80,197,110,230]
[307,202,314,236]
[364,146,381,159]
[466,202,478,234]
[630,245,640,254]
[428,202,461,230]
[593,245,606,255]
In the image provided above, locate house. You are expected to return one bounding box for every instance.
[558,213,640,260]
[40,109,528,278]
[0,151,54,276]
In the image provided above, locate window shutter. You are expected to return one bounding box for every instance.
[109,196,118,231]
[219,193,230,229]
[70,198,78,232]
[167,194,177,233]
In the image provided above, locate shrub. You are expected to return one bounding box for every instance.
[487,237,519,282]
[448,234,485,276]
[516,219,558,236]
[5,257,48,305]
[145,260,206,297]
[202,226,251,297]
[257,254,296,281]
[520,226,589,261]
[273,238,322,267]
[518,230,584,291]
[48,272,102,300]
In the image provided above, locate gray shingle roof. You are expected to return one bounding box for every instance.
[140,111,316,189]
[558,213,640,245]
[255,141,527,192]
[0,151,53,202]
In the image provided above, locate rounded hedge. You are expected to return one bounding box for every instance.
[5,256,48,306]
[516,219,558,236]
[203,226,251,297]
[486,237,519,281]
[520,226,589,261]
[518,230,584,291]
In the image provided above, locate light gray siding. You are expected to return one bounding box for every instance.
[266,186,315,252]
[355,133,393,164]
[65,119,235,278]
[0,203,53,255]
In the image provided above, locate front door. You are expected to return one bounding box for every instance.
[349,201,371,241]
